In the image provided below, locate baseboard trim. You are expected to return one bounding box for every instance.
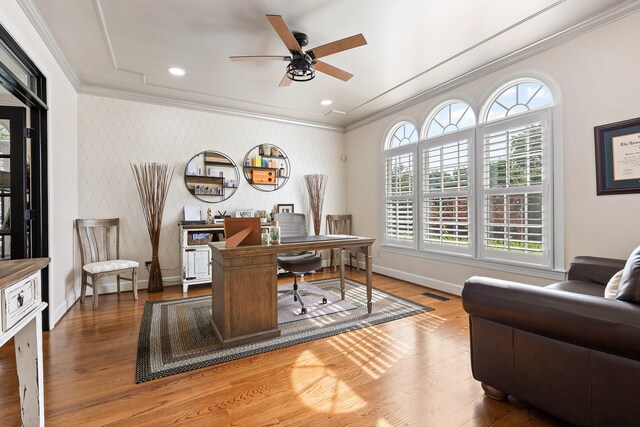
[51,292,81,329]
[372,264,463,296]
[85,275,182,295]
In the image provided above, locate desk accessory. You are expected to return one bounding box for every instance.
[224,218,261,247]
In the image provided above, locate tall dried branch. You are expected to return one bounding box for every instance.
[304,174,328,235]
[131,162,174,292]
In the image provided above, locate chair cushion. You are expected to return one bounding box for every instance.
[277,252,323,273]
[616,245,640,303]
[83,260,139,274]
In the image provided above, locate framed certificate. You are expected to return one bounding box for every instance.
[594,117,640,195]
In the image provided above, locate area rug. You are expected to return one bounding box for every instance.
[135,278,433,383]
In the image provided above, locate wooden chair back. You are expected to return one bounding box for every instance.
[76,218,120,266]
[326,214,352,235]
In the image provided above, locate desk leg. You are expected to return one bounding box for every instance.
[339,248,345,300]
[14,312,44,427]
[366,245,373,313]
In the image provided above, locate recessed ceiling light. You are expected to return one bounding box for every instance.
[168,67,186,76]
[320,99,333,106]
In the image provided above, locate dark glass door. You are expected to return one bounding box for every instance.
[0,106,29,259]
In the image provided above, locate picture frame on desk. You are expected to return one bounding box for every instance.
[235,209,254,218]
[276,203,294,214]
[594,116,640,195]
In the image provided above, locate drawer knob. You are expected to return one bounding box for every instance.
[17,291,24,307]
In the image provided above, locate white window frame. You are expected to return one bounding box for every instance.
[380,78,561,274]
[382,143,418,248]
[419,128,475,256]
[475,109,553,268]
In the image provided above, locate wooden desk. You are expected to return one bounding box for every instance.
[209,236,375,347]
[0,257,50,427]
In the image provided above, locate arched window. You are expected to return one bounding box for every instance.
[383,121,418,247]
[423,101,476,138]
[484,80,553,122]
[381,77,557,270]
[479,79,554,265]
[387,121,418,149]
[420,101,475,253]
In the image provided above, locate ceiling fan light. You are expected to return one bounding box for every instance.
[286,62,315,82]
[286,52,315,82]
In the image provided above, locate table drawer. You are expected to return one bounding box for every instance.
[2,271,40,332]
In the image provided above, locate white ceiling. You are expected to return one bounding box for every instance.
[27,0,634,128]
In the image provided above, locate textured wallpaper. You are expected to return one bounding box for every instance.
[78,95,346,283]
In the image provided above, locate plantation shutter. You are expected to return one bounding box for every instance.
[421,130,472,254]
[480,111,549,264]
[384,147,416,247]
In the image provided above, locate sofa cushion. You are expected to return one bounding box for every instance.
[616,245,640,303]
[545,280,605,297]
[605,270,623,300]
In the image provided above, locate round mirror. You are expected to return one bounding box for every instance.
[184,151,239,203]
[242,144,290,192]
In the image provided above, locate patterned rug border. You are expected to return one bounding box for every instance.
[136,278,434,383]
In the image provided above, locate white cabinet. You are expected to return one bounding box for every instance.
[183,249,211,282]
[179,224,223,293]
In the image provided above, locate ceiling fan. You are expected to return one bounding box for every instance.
[230,14,367,87]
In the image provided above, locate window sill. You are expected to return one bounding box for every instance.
[380,244,565,281]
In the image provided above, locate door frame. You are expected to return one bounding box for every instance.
[0,23,50,329]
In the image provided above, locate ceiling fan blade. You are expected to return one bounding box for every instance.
[230,55,290,62]
[308,34,367,59]
[314,60,353,81]
[279,72,292,87]
[266,15,303,53]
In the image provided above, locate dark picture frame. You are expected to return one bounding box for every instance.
[594,117,640,195]
[276,203,294,214]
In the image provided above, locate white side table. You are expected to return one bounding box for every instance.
[0,258,50,427]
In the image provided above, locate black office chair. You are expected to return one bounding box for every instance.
[275,213,326,315]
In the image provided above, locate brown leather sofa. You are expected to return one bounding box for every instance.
[462,256,640,426]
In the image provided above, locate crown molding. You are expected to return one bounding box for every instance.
[344,0,640,133]
[17,0,640,134]
[79,85,345,132]
[17,0,81,89]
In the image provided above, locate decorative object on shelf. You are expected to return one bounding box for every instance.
[242,144,290,192]
[183,205,202,222]
[184,150,239,203]
[257,210,268,223]
[594,116,640,195]
[206,208,214,224]
[304,174,328,235]
[235,209,255,218]
[269,221,281,244]
[131,162,174,293]
[276,203,294,214]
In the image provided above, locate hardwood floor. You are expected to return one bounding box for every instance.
[0,270,567,426]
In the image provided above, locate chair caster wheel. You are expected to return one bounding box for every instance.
[322,298,327,304]
[301,308,307,315]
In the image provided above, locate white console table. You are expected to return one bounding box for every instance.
[0,257,50,427]
[179,221,276,293]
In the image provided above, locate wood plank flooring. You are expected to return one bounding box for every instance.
[0,270,568,426]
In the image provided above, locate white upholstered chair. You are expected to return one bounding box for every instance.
[76,218,138,309]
